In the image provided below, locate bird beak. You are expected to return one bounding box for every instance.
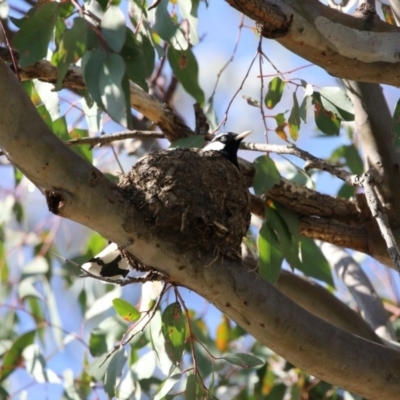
[234,130,252,141]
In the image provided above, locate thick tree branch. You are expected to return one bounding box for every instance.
[225,0,400,87]
[344,81,400,220]
[1,59,400,399]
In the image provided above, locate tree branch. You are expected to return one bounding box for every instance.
[344,80,400,220]
[225,0,400,87]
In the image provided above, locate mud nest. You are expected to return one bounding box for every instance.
[118,148,251,260]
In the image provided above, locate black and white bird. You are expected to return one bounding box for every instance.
[81,243,130,281]
[80,130,252,282]
[201,130,251,169]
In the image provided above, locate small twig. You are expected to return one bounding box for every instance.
[0,21,20,81]
[358,170,400,272]
[66,130,165,148]
[257,36,269,135]
[220,50,259,129]
[241,141,357,185]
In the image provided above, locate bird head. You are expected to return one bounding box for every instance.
[202,130,252,168]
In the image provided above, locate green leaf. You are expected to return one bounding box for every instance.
[21,256,49,278]
[83,48,106,106]
[112,298,141,322]
[320,87,354,121]
[161,302,186,364]
[266,204,301,270]
[185,374,203,399]
[253,156,281,195]
[392,98,400,151]
[221,353,264,368]
[63,369,82,400]
[177,0,200,46]
[0,330,36,382]
[298,238,334,286]
[36,104,53,129]
[99,53,128,126]
[299,94,308,122]
[275,203,300,248]
[101,5,127,52]
[13,167,23,186]
[154,371,182,400]
[18,277,43,300]
[337,182,355,199]
[168,47,205,106]
[27,297,45,341]
[89,329,108,357]
[121,30,153,92]
[52,116,69,140]
[330,145,363,175]
[13,3,61,67]
[170,136,205,149]
[104,347,128,398]
[42,278,64,348]
[312,92,341,136]
[0,229,8,283]
[81,100,102,134]
[69,129,93,163]
[154,0,187,49]
[288,93,300,141]
[87,356,108,381]
[23,344,48,383]
[258,222,283,284]
[33,80,60,120]
[0,386,9,399]
[12,201,24,224]
[264,77,285,109]
[0,312,16,340]
[274,112,288,141]
[52,17,88,90]
[215,315,231,353]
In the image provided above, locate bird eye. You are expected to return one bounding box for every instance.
[221,136,227,142]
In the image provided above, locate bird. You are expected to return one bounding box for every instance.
[80,130,252,282]
[81,243,130,281]
[201,130,251,169]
